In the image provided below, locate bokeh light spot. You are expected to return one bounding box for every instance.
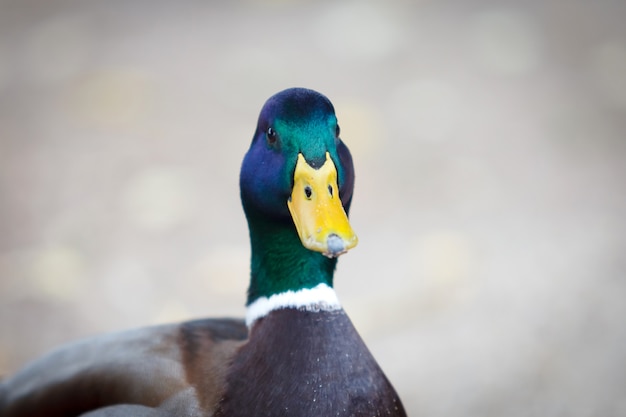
[68,69,154,127]
[31,245,86,301]
[122,167,198,233]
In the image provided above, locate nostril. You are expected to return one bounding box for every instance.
[328,185,333,197]
[304,186,312,199]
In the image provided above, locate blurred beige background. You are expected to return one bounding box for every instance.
[1,0,625,416]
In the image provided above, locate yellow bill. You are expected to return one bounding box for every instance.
[287,152,358,258]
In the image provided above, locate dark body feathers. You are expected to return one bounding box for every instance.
[216,309,406,417]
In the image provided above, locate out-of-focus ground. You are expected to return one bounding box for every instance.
[1,1,625,415]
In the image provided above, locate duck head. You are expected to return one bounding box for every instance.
[240,88,357,257]
[240,88,358,302]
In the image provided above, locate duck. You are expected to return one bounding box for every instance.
[0,88,407,417]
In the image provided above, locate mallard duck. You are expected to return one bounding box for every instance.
[0,88,406,416]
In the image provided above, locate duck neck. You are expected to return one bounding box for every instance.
[245,215,338,307]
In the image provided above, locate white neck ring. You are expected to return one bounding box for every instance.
[245,283,341,327]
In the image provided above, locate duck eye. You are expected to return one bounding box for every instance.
[335,124,341,137]
[266,127,277,145]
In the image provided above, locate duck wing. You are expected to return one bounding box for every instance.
[0,318,247,417]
